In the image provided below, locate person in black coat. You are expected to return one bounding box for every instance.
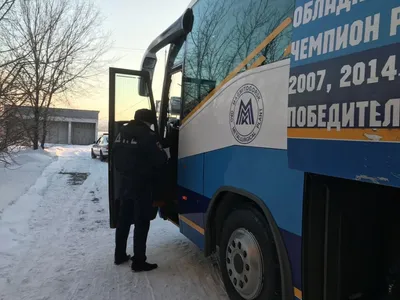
[113,108,167,272]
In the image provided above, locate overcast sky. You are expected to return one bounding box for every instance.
[69,0,190,123]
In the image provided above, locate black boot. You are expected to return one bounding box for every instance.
[131,260,158,272]
[114,254,131,265]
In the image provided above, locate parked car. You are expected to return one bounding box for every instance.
[91,134,108,161]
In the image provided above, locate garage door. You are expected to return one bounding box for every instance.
[71,122,95,145]
[47,121,68,144]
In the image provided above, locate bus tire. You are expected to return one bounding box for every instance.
[220,208,277,300]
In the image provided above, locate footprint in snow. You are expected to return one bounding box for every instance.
[95,220,107,226]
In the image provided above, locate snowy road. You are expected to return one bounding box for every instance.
[0,146,228,300]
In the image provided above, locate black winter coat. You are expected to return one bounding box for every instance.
[113,120,167,224]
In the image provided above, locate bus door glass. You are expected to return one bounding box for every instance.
[108,68,156,228]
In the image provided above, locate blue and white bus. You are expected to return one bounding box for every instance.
[108,0,400,299]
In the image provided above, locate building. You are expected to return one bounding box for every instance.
[47,107,99,145]
[7,106,99,145]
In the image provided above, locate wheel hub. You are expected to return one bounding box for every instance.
[234,254,244,274]
[226,228,263,300]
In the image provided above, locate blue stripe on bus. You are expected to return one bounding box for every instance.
[178,153,204,195]
[291,0,400,68]
[288,138,400,188]
[181,212,205,228]
[179,218,205,251]
[202,146,304,236]
[178,147,305,235]
[178,185,209,216]
[178,146,304,236]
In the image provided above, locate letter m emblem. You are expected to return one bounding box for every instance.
[236,99,255,125]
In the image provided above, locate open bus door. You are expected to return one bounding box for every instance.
[158,115,180,225]
[108,68,158,228]
[154,63,217,226]
[155,60,185,226]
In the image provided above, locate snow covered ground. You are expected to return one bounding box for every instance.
[0,146,227,300]
[0,148,55,213]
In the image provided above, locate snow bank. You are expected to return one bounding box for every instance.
[0,145,92,212]
[0,148,55,213]
[0,163,51,253]
[45,144,91,158]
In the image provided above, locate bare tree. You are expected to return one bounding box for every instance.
[0,0,30,69]
[0,0,14,22]
[0,0,29,165]
[2,0,109,149]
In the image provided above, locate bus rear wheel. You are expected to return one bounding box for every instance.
[219,208,277,300]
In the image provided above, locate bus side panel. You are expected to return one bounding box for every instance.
[176,153,207,249]
[288,0,400,188]
[178,61,304,296]
[176,147,304,292]
[289,138,400,185]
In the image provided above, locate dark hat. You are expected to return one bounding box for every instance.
[134,109,154,124]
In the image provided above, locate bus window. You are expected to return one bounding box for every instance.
[182,0,294,119]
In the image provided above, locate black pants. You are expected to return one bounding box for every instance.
[115,220,150,263]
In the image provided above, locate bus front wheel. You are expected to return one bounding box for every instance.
[219,208,277,300]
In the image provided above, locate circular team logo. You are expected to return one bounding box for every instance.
[229,84,264,144]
